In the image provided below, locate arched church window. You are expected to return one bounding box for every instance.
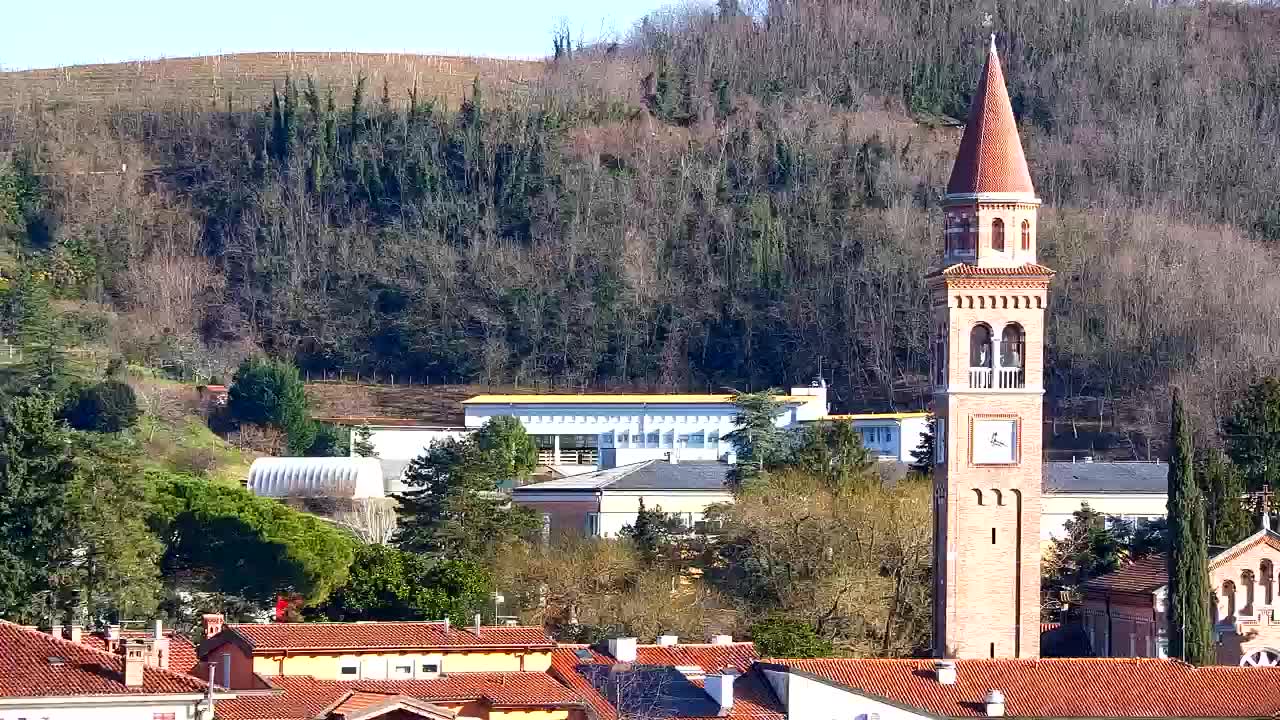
[1021,220,1031,251]
[991,218,1005,252]
[970,324,992,368]
[1244,570,1257,616]
[1001,324,1025,369]
[1225,580,1238,619]
[1262,560,1274,606]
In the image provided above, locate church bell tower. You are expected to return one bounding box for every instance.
[930,35,1053,659]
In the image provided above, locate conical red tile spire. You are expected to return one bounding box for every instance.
[946,35,1034,196]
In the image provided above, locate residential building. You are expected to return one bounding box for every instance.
[247,457,386,499]
[549,637,782,720]
[929,33,1050,659]
[461,383,829,475]
[196,617,557,690]
[0,620,232,720]
[822,412,931,463]
[214,673,582,720]
[511,459,732,538]
[755,656,1280,719]
[1081,518,1280,666]
[72,621,203,676]
[1041,461,1168,541]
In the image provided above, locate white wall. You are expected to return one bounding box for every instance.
[1041,493,1168,540]
[360,427,470,461]
[762,669,930,720]
[595,490,734,537]
[0,697,208,720]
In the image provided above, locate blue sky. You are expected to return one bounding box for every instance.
[4,0,671,70]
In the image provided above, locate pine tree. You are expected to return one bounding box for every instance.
[11,273,70,395]
[724,390,788,489]
[1167,389,1214,665]
[1198,449,1252,547]
[910,417,936,477]
[353,423,378,458]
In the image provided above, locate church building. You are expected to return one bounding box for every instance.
[930,34,1053,659]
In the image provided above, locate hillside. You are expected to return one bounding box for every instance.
[0,52,544,110]
[4,0,1280,459]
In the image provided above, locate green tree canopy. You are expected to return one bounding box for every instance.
[909,417,936,477]
[395,419,540,561]
[473,415,537,486]
[1042,504,1128,606]
[724,390,788,488]
[788,419,877,494]
[311,544,491,624]
[620,498,685,566]
[1198,449,1253,547]
[353,423,378,458]
[227,358,315,454]
[62,380,141,433]
[151,475,357,606]
[748,615,835,658]
[1225,377,1280,492]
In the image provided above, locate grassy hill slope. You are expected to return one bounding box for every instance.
[0,52,544,110]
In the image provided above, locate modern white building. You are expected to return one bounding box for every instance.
[462,383,829,476]
[1041,461,1168,541]
[821,412,931,463]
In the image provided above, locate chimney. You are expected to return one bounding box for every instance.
[153,619,163,640]
[985,689,1006,717]
[50,623,63,640]
[705,669,737,711]
[69,625,83,643]
[935,660,957,685]
[474,613,482,635]
[124,639,146,687]
[443,618,450,634]
[149,620,170,670]
[657,634,679,646]
[710,634,733,645]
[607,636,638,663]
[201,613,224,640]
[107,624,122,641]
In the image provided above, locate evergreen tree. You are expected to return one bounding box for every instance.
[62,380,141,433]
[748,615,834,658]
[724,390,788,488]
[1167,389,1214,665]
[910,417,936,477]
[227,358,315,455]
[353,423,378,458]
[1198,449,1252,547]
[11,273,70,395]
[1225,377,1280,492]
[789,419,876,493]
[619,498,682,565]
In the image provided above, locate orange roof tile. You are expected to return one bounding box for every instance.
[209,621,554,655]
[933,263,1055,278]
[1082,554,1168,595]
[215,673,580,720]
[550,644,782,720]
[79,630,202,676]
[946,36,1035,197]
[0,621,209,698]
[771,657,1280,718]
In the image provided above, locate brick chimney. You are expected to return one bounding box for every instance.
[201,613,225,640]
[148,620,170,670]
[123,639,146,687]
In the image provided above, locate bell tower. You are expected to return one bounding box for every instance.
[930,35,1053,659]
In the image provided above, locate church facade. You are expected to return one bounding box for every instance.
[930,35,1052,659]
[1082,525,1280,666]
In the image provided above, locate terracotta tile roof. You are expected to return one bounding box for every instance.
[933,263,1055,277]
[79,631,202,675]
[215,673,580,720]
[211,621,554,654]
[550,644,783,720]
[1082,554,1169,595]
[946,36,1035,197]
[772,657,1280,718]
[0,620,208,697]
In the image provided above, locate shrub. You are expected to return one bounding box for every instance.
[62,380,141,432]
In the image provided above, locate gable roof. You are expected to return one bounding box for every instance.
[946,36,1035,197]
[201,621,554,656]
[513,460,732,493]
[1043,462,1168,494]
[550,643,782,720]
[215,673,580,720]
[771,657,1280,718]
[1082,554,1169,595]
[0,620,209,698]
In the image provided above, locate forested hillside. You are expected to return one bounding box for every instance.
[3,0,1280,450]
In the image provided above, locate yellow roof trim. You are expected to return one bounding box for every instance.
[463,393,814,405]
[823,412,931,421]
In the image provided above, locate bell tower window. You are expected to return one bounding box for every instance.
[991,218,1005,252]
[1000,324,1025,369]
[970,324,993,368]
[1021,220,1031,251]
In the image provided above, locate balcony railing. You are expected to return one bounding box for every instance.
[537,449,600,466]
[968,367,1026,390]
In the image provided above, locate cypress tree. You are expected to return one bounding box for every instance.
[1167,389,1214,665]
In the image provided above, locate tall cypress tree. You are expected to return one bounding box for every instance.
[1167,389,1214,664]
